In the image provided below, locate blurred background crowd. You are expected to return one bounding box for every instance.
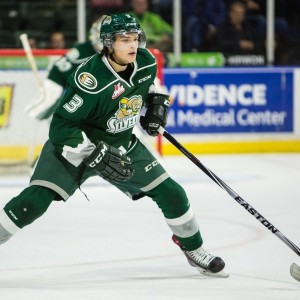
[1,0,300,66]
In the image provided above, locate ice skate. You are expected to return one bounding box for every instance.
[172,235,229,278]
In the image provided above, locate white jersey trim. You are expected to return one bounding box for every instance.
[136,62,156,73]
[102,56,133,88]
[74,55,119,94]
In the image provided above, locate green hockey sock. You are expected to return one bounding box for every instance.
[4,185,56,228]
[146,177,203,251]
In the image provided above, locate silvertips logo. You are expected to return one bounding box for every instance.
[107,95,142,134]
[78,72,97,89]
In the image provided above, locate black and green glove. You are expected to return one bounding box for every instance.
[140,93,170,136]
[84,141,134,182]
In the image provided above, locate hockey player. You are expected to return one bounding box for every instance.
[0,14,227,277]
[24,15,164,158]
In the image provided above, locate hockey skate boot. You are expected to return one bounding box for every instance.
[172,235,229,278]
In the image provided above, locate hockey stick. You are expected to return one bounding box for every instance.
[158,126,300,282]
[19,33,43,166]
[19,33,43,88]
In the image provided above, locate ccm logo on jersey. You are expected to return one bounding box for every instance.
[138,75,151,83]
[78,72,97,89]
[145,159,160,172]
[88,144,108,167]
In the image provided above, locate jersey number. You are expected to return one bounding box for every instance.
[63,94,83,113]
[55,57,72,72]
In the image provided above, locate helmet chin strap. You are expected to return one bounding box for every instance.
[108,52,128,67]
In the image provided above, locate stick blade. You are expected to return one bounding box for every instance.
[290,263,300,282]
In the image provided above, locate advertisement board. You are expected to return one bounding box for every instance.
[164,68,293,134]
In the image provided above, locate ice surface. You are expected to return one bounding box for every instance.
[1,154,300,300]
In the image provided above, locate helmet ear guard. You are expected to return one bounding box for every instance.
[103,36,113,48]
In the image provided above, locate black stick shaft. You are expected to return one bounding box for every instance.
[160,127,300,257]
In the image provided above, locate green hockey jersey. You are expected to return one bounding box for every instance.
[48,41,96,88]
[49,48,157,167]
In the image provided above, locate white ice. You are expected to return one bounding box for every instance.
[1,153,300,300]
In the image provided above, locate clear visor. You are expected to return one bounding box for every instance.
[104,29,146,49]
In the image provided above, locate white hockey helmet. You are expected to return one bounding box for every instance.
[89,16,105,52]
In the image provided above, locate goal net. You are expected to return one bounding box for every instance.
[0,48,164,174]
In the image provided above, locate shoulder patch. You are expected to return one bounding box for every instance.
[77,72,97,90]
[72,55,118,94]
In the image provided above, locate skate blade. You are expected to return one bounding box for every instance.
[196,267,229,278]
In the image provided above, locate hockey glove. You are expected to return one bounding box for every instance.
[84,141,134,182]
[140,93,170,136]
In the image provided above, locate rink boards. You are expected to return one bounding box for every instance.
[162,67,300,154]
[0,63,300,162]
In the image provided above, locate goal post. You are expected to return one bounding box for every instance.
[0,48,164,173]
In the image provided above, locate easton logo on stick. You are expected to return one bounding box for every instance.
[235,196,278,233]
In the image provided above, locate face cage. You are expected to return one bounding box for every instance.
[102,29,146,49]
